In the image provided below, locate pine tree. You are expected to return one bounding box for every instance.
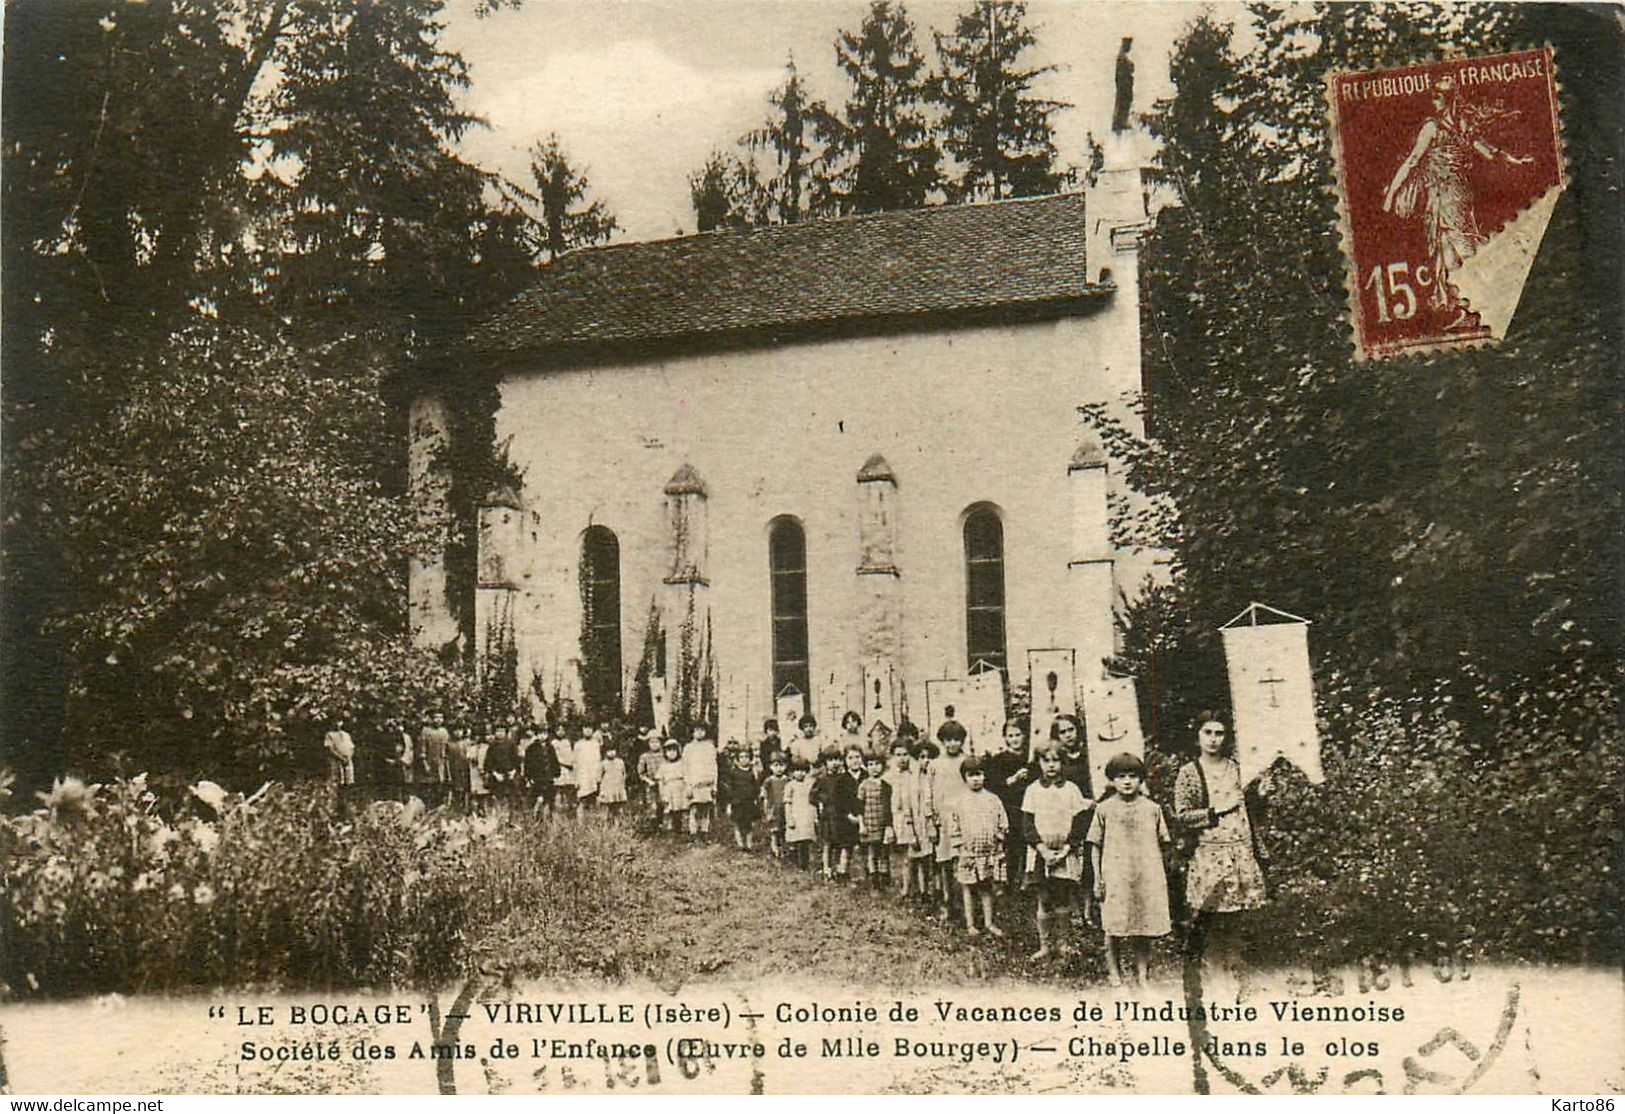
[930,0,1068,201]
[269,0,538,348]
[688,150,771,232]
[527,135,619,261]
[741,57,835,223]
[820,1,942,214]
[1096,4,1622,707]
[1,0,540,778]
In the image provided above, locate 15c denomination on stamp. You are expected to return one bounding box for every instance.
[1327,48,1565,360]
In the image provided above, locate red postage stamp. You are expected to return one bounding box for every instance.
[1327,48,1565,360]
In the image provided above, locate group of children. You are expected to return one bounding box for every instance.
[374,705,1179,987]
[629,709,1177,987]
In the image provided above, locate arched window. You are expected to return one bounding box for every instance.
[580,526,622,718]
[769,517,810,700]
[964,506,1007,675]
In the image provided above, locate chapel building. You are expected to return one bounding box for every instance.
[407,138,1161,744]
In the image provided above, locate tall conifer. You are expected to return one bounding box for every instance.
[930,0,1068,201]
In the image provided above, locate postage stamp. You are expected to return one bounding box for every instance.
[1327,48,1566,360]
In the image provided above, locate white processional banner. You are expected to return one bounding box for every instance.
[817,671,858,737]
[860,658,901,732]
[650,675,670,737]
[922,677,968,742]
[1080,676,1145,799]
[1221,610,1325,785]
[717,677,751,749]
[1027,648,1077,755]
[961,667,1007,755]
[775,686,807,735]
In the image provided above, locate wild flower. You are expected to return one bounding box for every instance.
[190,781,228,815]
[145,824,179,859]
[188,823,219,854]
[36,776,101,825]
[193,883,216,906]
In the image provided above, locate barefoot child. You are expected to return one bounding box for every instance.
[1022,740,1093,959]
[950,755,1008,937]
[783,757,817,869]
[1089,753,1172,987]
[857,751,893,888]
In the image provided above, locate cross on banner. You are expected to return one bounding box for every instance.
[1220,602,1325,785]
[1258,668,1286,708]
[718,676,750,748]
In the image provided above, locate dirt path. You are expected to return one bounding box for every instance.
[480,822,1179,989]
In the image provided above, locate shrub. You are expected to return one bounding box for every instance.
[0,776,645,997]
[1232,661,1623,968]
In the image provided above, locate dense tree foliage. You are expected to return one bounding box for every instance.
[688,150,772,233]
[818,0,943,214]
[689,1,1077,228]
[1094,4,1622,730]
[930,0,1068,201]
[2,0,542,785]
[525,135,620,260]
[741,57,835,224]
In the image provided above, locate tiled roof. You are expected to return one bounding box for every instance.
[470,193,1102,358]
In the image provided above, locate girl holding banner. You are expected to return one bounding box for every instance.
[1171,712,1270,985]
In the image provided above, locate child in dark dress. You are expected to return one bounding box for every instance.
[825,746,864,882]
[809,748,843,880]
[719,744,761,850]
[984,718,1036,886]
[522,725,559,814]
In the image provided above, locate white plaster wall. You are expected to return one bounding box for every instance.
[490,300,1144,733]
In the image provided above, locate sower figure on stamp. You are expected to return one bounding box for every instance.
[1171,711,1271,998]
[1381,74,1534,325]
